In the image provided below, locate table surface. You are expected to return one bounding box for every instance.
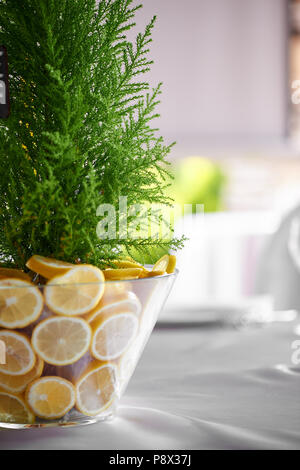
[1,319,300,450]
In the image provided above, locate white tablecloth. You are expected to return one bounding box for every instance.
[1,320,300,450]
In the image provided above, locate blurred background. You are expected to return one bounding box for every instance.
[132,0,300,321]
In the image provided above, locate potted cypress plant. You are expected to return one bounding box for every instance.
[0,0,182,427]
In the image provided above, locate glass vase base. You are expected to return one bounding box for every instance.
[0,409,115,429]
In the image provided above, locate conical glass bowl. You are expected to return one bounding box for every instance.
[0,269,177,428]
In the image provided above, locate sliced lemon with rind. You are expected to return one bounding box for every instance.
[166,255,177,274]
[0,330,36,376]
[139,270,165,278]
[0,355,44,394]
[25,376,76,420]
[84,291,141,323]
[0,268,32,282]
[152,254,170,273]
[44,265,105,316]
[26,255,75,279]
[0,279,44,329]
[103,282,129,298]
[118,336,145,394]
[32,316,92,366]
[0,389,35,424]
[95,282,130,305]
[110,260,146,270]
[103,268,143,281]
[75,362,117,416]
[91,312,139,361]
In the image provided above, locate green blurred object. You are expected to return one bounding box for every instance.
[131,157,225,264]
[168,156,226,213]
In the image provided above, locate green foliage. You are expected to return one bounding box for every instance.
[168,157,226,213]
[0,0,183,269]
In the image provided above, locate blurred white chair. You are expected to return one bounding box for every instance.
[256,205,300,311]
[164,211,279,316]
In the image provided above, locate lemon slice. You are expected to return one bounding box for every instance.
[0,330,36,376]
[0,390,35,424]
[44,265,105,316]
[85,290,141,323]
[110,260,146,270]
[26,255,75,279]
[25,376,76,420]
[151,254,176,274]
[0,268,32,282]
[0,279,43,329]
[102,282,129,298]
[166,255,177,274]
[32,316,92,366]
[118,336,144,393]
[139,270,165,278]
[91,312,139,361]
[103,268,143,280]
[94,282,130,305]
[75,362,117,416]
[0,356,44,393]
[152,254,170,273]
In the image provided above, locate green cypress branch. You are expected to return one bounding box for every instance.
[0,0,184,269]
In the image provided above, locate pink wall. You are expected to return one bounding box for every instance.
[128,0,287,142]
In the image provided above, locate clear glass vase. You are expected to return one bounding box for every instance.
[0,269,177,428]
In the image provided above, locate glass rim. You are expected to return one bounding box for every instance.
[0,268,179,289]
